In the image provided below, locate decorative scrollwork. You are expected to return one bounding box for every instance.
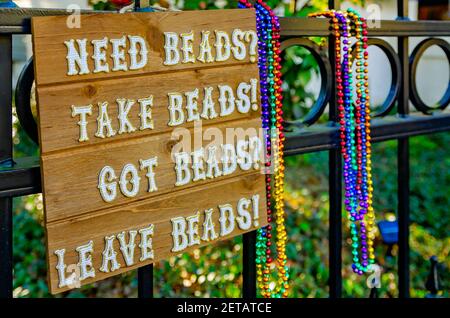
[350,38,401,117]
[409,38,450,114]
[280,38,332,127]
[15,57,38,145]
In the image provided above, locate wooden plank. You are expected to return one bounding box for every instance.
[31,10,267,294]
[47,174,267,294]
[37,64,260,154]
[31,10,257,86]
[42,118,264,223]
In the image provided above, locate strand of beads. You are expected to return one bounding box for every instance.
[309,9,376,275]
[330,10,366,274]
[238,0,289,298]
[259,0,289,298]
[238,0,273,295]
[347,8,375,266]
[339,10,369,275]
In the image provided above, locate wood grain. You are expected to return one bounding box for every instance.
[32,10,257,86]
[37,64,260,154]
[47,174,267,294]
[32,10,266,294]
[42,117,263,223]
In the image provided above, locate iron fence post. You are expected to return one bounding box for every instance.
[397,0,411,299]
[0,33,13,299]
[243,231,257,298]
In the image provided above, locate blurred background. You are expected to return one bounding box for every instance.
[9,0,449,298]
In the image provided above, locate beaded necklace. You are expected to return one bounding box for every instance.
[347,8,375,265]
[309,9,376,274]
[238,0,289,298]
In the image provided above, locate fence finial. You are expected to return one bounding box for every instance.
[425,256,441,298]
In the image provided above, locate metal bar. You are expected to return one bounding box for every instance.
[0,35,12,161]
[326,1,342,297]
[279,19,450,37]
[0,198,12,298]
[397,137,410,298]
[0,114,448,196]
[138,265,153,298]
[0,33,13,299]
[397,13,411,296]
[328,0,340,10]
[284,113,450,156]
[397,0,409,19]
[134,0,153,300]
[329,149,342,298]
[1,8,450,36]
[242,231,256,298]
[0,157,40,198]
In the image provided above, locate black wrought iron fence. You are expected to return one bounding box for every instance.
[0,0,449,299]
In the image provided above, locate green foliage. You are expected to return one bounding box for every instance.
[284,133,450,298]
[89,0,115,10]
[282,46,324,123]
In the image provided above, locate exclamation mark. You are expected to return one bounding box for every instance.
[252,194,260,227]
[250,78,259,111]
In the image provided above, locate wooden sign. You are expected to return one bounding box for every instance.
[32,9,267,294]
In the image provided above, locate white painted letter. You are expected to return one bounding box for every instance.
[181,31,195,64]
[215,31,231,62]
[110,36,128,72]
[219,204,235,236]
[222,144,237,176]
[237,197,252,230]
[202,208,218,241]
[197,31,214,63]
[65,39,90,76]
[218,84,235,117]
[186,212,201,247]
[71,105,92,142]
[236,82,251,113]
[117,230,137,266]
[206,146,222,179]
[140,156,158,193]
[201,87,218,120]
[128,35,148,70]
[171,217,188,252]
[237,139,252,171]
[231,29,246,61]
[119,163,141,198]
[98,166,117,203]
[138,96,154,130]
[139,224,155,261]
[92,37,109,73]
[192,148,206,182]
[164,32,180,66]
[100,235,121,273]
[76,240,95,280]
[186,88,200,122]
[174,152,191,186]
[95,102,116,139]
[117,98,136,134]
[168,93,185,126]
[54,249,75,288]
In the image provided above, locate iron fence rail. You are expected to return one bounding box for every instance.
[0,0,450,299]
[1,8,450,36]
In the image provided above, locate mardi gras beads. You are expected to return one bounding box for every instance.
[239,0,289,298]
[238,1,273,295]
[309,9,376,274]
[347,8,375,265]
